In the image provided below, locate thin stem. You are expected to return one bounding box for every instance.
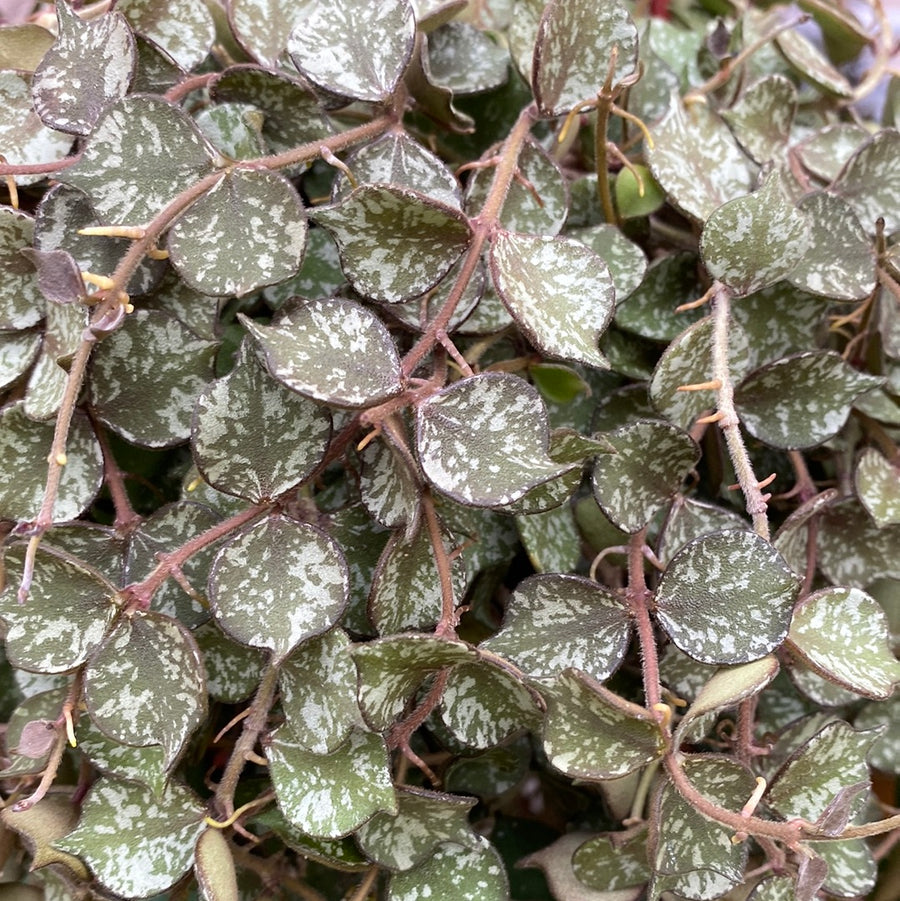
[626,529,662,710]
[87,407,141,533]
[422,492,458,638]
[594,98,617,225]
[214,660,281,818]
[348,867,379,901]
[0,153,81,177]
[164,72,218,103]
[12,730,68,812]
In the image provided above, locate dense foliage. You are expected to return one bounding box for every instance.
[0,0,898,898]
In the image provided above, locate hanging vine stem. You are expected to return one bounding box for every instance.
[626,528,663,712]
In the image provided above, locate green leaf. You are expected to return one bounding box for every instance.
[193,620,266,703]
[168,169,307,296]
[571,831,649,892]
[856,448,900,527]
[700,173,811,296]
[747,876,799,900]
[256,806,370,871]
[227,0,306,67]
[426,22,509,95]
[359,432,421,532]
[439,661,538,748]
[657,497,750,566]
[0,208,42,330]
[194,827,238,901]
[192,345,331,502]
[357,787,478,871]
[543,670,663,780]
[856,693,900,773]
[312,185,471,303]
[266,726,396,838]
[816,499,900,587]
[0,404,103,523]
[721,75,795,164]
[115,0,215,71]
[54,778,205,899]
[369,524,467,635]
[591,421,699,533]
[735,351,883,449]
[614,251,704,342]
[466,139,568,235]
[287,0,415,103]
[263,228,344,311]
[649,315,752,431]
[655,530,800,665]
[0,687,68,778]
[351,634,476,731]
[569,224,647,302]
[387,838,509,901]
[615,165,666,219]
[32,1,135,136]
[241,299,403,408]
[516,501,581,573]
[417,373,576,507]
[787,587,900,700]
[481,574,631,682]
[775,26,853,99]
[62,95,216,226]
[0,72,73,187]
[333,131,461,210]
[808,839,877,899]
[767,720,879,823]
[490,231,615,368]
[279,629,361,755]
[787,193,875,301]
[795,123,868,183]
[649,758,755,901]
[84,611,207,769]
[209,515,349,664]
[0,329,41,392]
[533,0,638,116]
[831,129,900,234]
[648,98,755,222]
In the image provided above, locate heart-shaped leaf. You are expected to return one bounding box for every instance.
[168,169,307,297]
[84,611,207,769]
[241,298,403,408]
[572,831,649,893]
[591,421,699,533]
[721,75,795,164]
[54,778,205,899]
[855,448,900,528]
[0,329,41,392]
[831,129,900,234]
[209,515,349,664]
[787,587,900,700]
[227,0,307,67]
[266,726,396,838]
[115,0,215,71]
[312,185,471,303]
[426,22,509,95]
[735,351,883,449]
[657,497,750,566]
[655,530,800,665]
[700,173,811,296]
[570,224,647,302]
[192,345,331,502]
[287,0,415,103]
[0,208,43,330]
[533,0,638,117]
[481,574,631,682]
[807,839,877,899]
[32,1,135,136]
[193,621,266,704]
[359,432,421,532]
[516,501,581,573]
[490,231,615,368]
[388,838,508,900]
[417,373,576,507]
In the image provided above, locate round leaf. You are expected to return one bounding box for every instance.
[241,298,403,408]
[192,346,331,502]
[490,231,615,368]
[0,208,42,330]
[831,129,900,233]
[655,530,800,665]
[209,515,349,664]
[855,448,900,528]
[84,611,207,769]
[417,373,576,507]
[168,169,307,297]
[114,0,215,71]
[228,0,307,67]
[312,185,471,303]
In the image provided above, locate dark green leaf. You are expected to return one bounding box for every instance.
[209,515,349,664]
[816,499,900,587]
[569,224,647,302]
[721,75,795,164]
[115,0,215,71]
[831,129,900,233]
[227,0,305,67]
[516,501,581,574]
[481,574,630,682]
[0,208,42,330]
[257,806,370,871]
[193,620,266,704]
[0,329,41,392]
[856,448,900,527]
[426,22,509,95]
[571,831,649,893]
[808,839,877,899]
[359,431,421,532]
[657,497,749,566]
[655,530,800,665]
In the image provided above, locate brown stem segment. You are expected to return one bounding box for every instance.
[626,528,662,711]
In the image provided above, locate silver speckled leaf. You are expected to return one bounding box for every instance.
[388,838,508,901]
[0,329,41,392]
[481,574,631,683]
[114,0,215,71]
[54,778,205,899]
[32,1,135,136]
[490,231,614,368]
[359,433,421,532]
[516,501,581,574]
[227,0,310,67]
[700,173,811,296]
[279,629,361,755]
[241,298,403,409]
[856,447,900,528]
[0,208,42,330]
[775,26,853,99]
[572,831,649,894]
[569,224,647,303]
[266,726,396,839]
[168,169,307,297]
[287,0,415,103]
[210,515,348,664]
[83,611,207,769]
[0,403,103,524]
[721,75,795,164]
[591,420,699,533]
[808,840,877,900]
[192,346,331,502]
[787,587,900,700]
[655,530,800,665]
[0,547,116,674]
[89,309,218,448]
[426,22,509,95]
[417,373,576,507]
[312,185,471,303]
[62,95,216,226]
[533,0,638,117]
[734,351,883,450]
[831,129,900,234]
[193,620,266,704]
